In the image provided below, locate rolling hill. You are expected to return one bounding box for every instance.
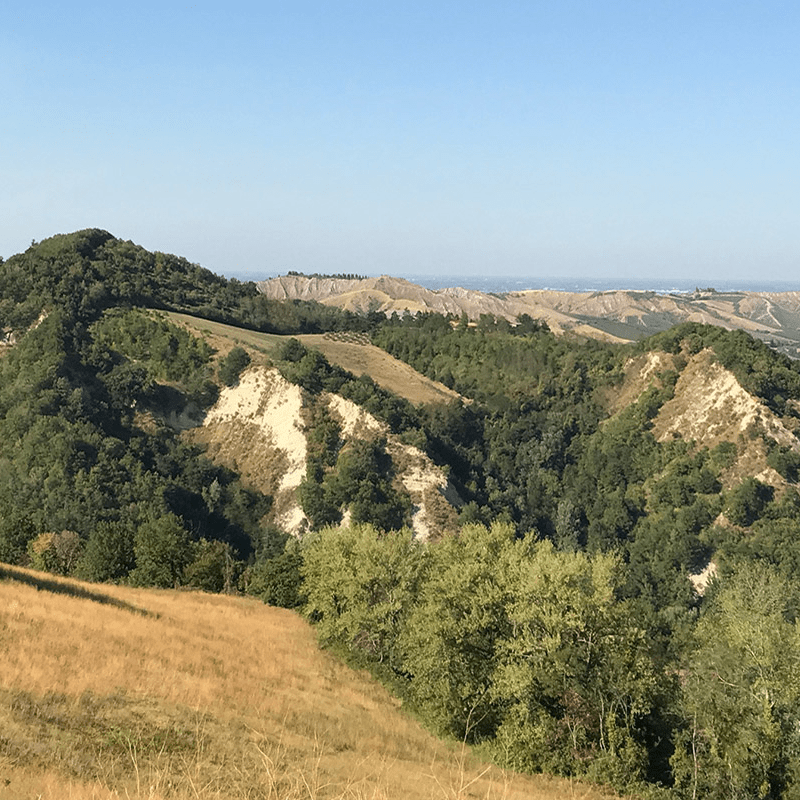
[4,231,800,796]
[166,312,463,407]
[0,562,612,800]
[257,275,800,357]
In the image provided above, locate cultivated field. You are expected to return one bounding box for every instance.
[165,312,462,407]
[0,564,614,800]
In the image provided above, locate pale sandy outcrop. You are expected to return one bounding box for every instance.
[611,351,677,412]
[647,349,800,490]
[689,560,718,596]
[388,441,461,541]
[190,366,310,535]
[652,350,799,451]
[190,367,459,539]
[204,368,307,493]
[325,394,385,439]
[324,394,460,540]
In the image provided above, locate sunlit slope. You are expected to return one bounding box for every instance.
[0,564,612,800]
[166,311,462,406]
[258,275,800,357]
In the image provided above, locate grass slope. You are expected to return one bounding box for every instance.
[165,311,462,407]
[0,564,612,800]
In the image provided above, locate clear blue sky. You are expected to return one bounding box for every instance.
[2,1,799,283]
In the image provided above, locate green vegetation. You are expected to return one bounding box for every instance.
[217,345,251,386]
[5,230,800,796]
[0,305,277,588]
[641,322,800,416]
[0,228,373,334]
[286,270,368,279]
[297,521,800,796]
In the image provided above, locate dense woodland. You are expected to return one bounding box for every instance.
[3,230,800,797]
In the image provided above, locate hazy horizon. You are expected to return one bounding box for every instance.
[253,270,800,295]
[3,2,799,284]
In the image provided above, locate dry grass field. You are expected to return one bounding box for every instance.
[0,563,615,800]
[164,312,462,407]
[297,333,462,407]
[164,312,287,360]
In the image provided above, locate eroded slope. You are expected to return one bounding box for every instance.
[617,347,800,490]
[186,366,459,538]
[259,276,800,354]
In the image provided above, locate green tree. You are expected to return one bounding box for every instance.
[324,438,411,531]
[76,521,136,582]
[183,539,239,593]
[399,522,515,740]
[248,539,304,608]
[129,513,191,588]
[302,523,420,668]
[490,540,662,786]
[673,564,800,800]
[725,477,773,527]
[217,346,251,386]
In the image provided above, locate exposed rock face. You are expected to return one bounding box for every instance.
[652,350,799,452]
[324,393,460,540]
[188,368,308,534]
[617,348,800,491]
[258,276,800,356]
[187,366,459,539]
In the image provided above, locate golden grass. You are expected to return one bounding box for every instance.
[0,564,615,800]
[297,334,462,407]
[164,311,461,408]
[164,311,287,358]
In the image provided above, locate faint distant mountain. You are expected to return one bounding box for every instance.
[257,275,800,357]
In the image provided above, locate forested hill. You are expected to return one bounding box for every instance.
[4,230,800,797]
[0,228,374,335]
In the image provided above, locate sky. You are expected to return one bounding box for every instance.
[2,1,799,285]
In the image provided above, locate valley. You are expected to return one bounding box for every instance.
[3,230,800,798]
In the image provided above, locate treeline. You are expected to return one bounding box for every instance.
[286,270,367,280]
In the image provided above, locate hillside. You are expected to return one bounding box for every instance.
[0,563,609,800]
[258,275,800,357]
[164,313,462,538]
[5,231,800,796]
[166,311,462,407]
[186,364,460,539]
[616,348,800,490]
